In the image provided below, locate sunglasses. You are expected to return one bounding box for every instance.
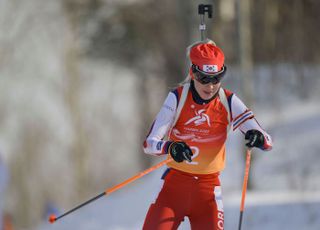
[192,65,227,85]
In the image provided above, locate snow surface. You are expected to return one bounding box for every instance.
[37,167,320,230]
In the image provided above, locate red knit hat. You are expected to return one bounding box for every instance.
[189,43,225,73]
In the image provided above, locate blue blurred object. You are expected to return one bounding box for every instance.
[44,201,60,219]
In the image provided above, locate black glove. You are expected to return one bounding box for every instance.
[245,129,265,148]
[168,142,193,163]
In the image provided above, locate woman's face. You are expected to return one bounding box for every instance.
[193,79,221,100]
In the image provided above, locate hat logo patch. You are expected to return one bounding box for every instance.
[203,65,218,73]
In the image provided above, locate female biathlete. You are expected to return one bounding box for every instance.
[142,40,272,230]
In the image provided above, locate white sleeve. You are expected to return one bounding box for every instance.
[143,92,177,155]
[231,94,273,150]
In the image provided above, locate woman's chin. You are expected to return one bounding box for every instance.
[200,92,214,100]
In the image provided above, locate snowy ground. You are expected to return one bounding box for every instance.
[38,168,320,230]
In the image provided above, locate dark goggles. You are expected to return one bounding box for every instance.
[192,64,227,85]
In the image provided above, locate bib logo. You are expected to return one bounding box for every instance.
[185,109,211,127]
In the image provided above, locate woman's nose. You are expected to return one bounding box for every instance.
[207,82,215,89]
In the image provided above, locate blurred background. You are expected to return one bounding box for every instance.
[1,0,320,229]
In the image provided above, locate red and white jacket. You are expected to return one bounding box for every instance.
[143,81,272,174]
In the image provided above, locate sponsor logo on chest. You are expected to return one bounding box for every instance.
[185,108,211,127]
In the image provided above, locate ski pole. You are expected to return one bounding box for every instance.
[49,158,173,224]
[238,148,252,230]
